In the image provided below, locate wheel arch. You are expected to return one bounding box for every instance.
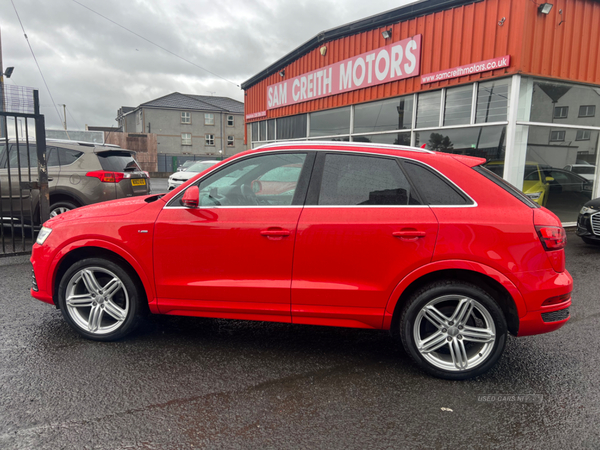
[51,242,155,312]
[386,263,523,337]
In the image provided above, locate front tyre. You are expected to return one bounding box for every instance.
[400,281,507,380]
[57,258,144,341]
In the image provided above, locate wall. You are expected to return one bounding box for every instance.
[104,132,158,172]
[142,108,245,157]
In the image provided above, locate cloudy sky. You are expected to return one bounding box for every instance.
[1,0,417,130]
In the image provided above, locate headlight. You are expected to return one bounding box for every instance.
[580,206,596,215]
[36,227,52,245]
[526,192,541,200]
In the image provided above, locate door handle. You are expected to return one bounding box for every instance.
[260,229,291,237]
[392,230,426,239]
[47,178,53,181]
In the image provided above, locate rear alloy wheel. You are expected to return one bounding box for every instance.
[49,201,78,218]
[400,281,507,380]
[58,258,144,341]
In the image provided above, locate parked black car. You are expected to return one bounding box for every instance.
[577,197,600,245]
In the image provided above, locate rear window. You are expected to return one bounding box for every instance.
[473,165,539,208]
[402,161,472,205]
[97,151,141,172]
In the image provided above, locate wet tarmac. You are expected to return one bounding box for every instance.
[1,230,599,449]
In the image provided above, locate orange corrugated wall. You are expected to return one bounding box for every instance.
[244,0,600,134]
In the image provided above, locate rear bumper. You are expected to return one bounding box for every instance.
[516,269,573,336]
[517,300,571,336]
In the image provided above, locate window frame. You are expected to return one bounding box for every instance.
[576,129,591,141]
[550,130,566,142]
[181,111,191,124]
[204,113,215,126]
[181,133,192,146]
[553,106,569,119]
[205,134,215,146]
[227,115,234,126]
[578,105,596,118]
[227,135,235,147]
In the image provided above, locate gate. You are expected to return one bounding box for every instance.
[0,86,49,257]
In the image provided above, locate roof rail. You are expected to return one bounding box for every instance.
[254,140,434,154]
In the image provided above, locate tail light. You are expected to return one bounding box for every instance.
[86,171,128,183]
[542,292,571,306]
[535,226,567,250]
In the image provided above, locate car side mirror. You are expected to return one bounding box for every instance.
[545,176,555,182]
[182,186,199,208]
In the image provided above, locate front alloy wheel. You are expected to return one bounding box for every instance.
[58,258,143,340]
[401,281,507,380]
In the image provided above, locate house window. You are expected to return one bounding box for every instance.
[576,129,591,140]
[205,113,215,125]
[227,115,234,126]
[579,105,596,118]
[181,112,191,124]
[205,134,215,146]
[227,135,235,146]
[550,130,565,142]
[181,133,192,145]
[554,106,568,119]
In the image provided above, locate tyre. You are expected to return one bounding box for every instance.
[49,201,78,218]
[57,257,144,341]
[400,280,507,380]
[581,236,600,246]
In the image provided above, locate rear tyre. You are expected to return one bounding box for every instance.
[400,280,507,380]
[49,201,78,218]
[57,257,144,341]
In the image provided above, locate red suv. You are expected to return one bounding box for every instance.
[30,142,572,379]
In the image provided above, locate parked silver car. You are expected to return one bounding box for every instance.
[0,139,149,225]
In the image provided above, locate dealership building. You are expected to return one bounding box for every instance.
[242,0,600,224]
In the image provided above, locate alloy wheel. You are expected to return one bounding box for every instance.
[413,295,496,371]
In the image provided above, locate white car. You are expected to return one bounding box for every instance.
[168,160,220,190]
[564,164,596,182]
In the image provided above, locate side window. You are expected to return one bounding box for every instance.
[402,160,472,205]
[5,143,37,168]
[318,154,416,206]
[57,148,83,166]
[47,147,60,167]
[173,153,307,207]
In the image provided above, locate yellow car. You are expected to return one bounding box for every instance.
[484,161,552,206]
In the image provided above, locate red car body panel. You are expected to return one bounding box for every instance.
[291,206,438,329]
[153,206,303,323]
[30,143,572,340]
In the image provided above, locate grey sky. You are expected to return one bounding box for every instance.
[2,0,416,130]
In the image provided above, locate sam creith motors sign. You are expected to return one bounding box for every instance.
[267,35,422,110]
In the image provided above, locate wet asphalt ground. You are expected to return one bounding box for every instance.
[1,216,600,448]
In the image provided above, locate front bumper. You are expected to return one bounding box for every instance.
[576,211,600,241]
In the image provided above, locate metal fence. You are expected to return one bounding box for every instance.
[0,86,48,257]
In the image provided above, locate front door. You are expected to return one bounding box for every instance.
[153,152,314,323]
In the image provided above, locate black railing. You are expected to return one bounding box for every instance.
[0,87,48,257]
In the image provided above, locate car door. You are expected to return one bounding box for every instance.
[153,151,314,322]
[291,152,438,329]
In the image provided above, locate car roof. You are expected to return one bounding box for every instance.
[250,141,486,167]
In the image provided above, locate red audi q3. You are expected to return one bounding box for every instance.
[30,142,572,379]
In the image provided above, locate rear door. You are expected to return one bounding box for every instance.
[291,152,438,329]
